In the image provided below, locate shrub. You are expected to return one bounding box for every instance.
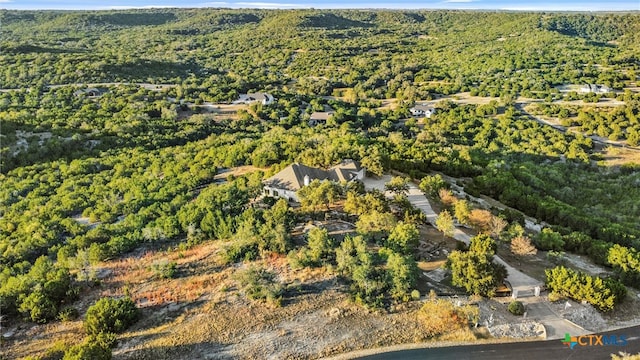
[356,211,397,240]
[508,300,525,315]
[63,340,111,360]
[234,267,283,306]
[151,260,178,279]
[454,199,471,225]
[468,209,493,233]
[469,234,497,256]
[418,299,478,338]
[548,291,564,302]
[41,340,70,360]
[611,352,640,360]
[223,240,260,263]
[547,250,565,265]
[411,290,421,300]
[84,297,140,337]
[511,236,537,256]
[11,258,76,324]
[439,188,457,208]
[384,176,410,196]
[545,266,626,311]
[19,289,58,323]
[608,244,640,285]
[58,307,79,322]
[536,228,565,251]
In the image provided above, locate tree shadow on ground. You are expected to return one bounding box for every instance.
[281,277,347,307]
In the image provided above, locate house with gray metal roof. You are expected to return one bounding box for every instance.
[409,104,435,118]
[308,111,334,126]
[233,92,275,105]
[263,160,365,202]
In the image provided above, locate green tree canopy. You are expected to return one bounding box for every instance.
[386,221,420,255]
[384,176,410,196]
[356,211,397,240]
[446,250,507,297]
[435,210,455,240]
[419,174,447,198]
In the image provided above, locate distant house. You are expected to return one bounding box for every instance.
[73,88,103,97]
[580,84,611,94]
[409,104,436,118]
[263,160,365,202]
[233,92,275,105]
[308,111,334,126]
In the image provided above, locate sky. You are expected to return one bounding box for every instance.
[0,0,638,11]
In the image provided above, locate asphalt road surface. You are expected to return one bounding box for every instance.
[356,325,640,360]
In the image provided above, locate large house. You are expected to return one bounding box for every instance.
[233,92,275,105]
[580,84,611,94]
[263,160,365,202]
[308,111,334,127]
[409,104,436,118]
[73,88,104,97]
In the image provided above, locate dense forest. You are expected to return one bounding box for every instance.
[1,8,640,357]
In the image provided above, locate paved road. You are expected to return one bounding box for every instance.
[515,103,640,151]
[352,325,640,360]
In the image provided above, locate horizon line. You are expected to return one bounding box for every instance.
[1,4,639,11]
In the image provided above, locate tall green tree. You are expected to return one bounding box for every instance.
[297,179,341,211]
[356,211,397,240]
[446,250,507,297]
[386,221,420,255]
[419,174,447,198]
[385,176,410,196]
[453,199,471,226]
[386,252,418,301]
[435,210,455,240]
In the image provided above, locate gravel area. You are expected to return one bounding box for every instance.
[488,321,546,338]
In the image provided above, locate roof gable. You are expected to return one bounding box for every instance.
[264,160,362,191]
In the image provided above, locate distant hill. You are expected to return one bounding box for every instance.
[538,13,639,43]
[166,10,263,34]
[0,10,178,31]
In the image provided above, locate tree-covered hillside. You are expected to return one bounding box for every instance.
[1,9,639,91]
[1,9,640,358]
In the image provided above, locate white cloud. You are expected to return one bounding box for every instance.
[0,0,13,3]
[443,0,474,3]
[201,2,230,5]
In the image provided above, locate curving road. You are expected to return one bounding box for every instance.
[515,103,639,151]
[351,325,640,360]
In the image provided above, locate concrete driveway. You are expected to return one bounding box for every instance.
[362,175,586,338]
[362,175,543,292]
